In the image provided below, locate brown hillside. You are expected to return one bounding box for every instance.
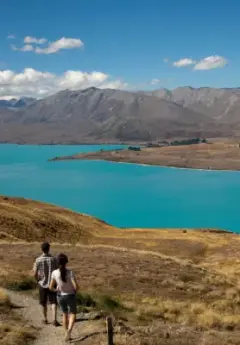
[2,196,240,344]
[0,195,115,243]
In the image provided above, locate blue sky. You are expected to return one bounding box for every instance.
[0,0,239,98]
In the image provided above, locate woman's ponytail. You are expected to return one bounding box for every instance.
[57,253,68,282]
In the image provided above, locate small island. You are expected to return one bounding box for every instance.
[50,138,240,171]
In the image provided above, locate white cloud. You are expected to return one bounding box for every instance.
[10,44,34,52]
[24,36,47,44]
[10,36,83,54]
[194,55,227,70]
[35,37,84,54]
[0,68,127,99]
[150,78,161,85]
[57,71,108,89]
[99,80,128,90]
[21,44,34,52]
[172,55,228,70]
[7,34,16,39]
[0,95,18,100]
[173,58,196,67]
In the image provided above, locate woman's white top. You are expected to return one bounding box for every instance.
[51,268,76,295]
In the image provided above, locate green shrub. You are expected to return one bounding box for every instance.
[97,295,123,311]
[76,292,124,312]
[7,277,36,291]
[76,292,96,307]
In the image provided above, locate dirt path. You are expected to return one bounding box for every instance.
[5,289,106,345]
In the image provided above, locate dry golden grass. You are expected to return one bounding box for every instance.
[1,196,240,344]
[0,289,35,345]
[135,296,240,329]
[51,140,240,170]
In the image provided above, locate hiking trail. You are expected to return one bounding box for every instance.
[6,289,106,345]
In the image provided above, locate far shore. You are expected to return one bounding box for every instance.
[0,141,141,146]
[49,140,240,171]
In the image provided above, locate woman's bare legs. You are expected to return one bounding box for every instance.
[62,313,69,338]
[66,313,76,340]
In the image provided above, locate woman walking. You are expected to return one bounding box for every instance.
[49,253,79,342]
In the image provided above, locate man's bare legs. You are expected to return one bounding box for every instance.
[41,303,58,325]
[42,304,48,323]
[51,304,57,322]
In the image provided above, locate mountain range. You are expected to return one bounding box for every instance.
[0,87,239,144]
[0,97,36,109]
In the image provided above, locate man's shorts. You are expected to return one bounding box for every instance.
[57,294,77,314]
[39,286,57,306]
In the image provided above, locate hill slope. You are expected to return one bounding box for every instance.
[0,197,240,345]
[0,87,232,144]
[1,196,240,345]
[0,195,114,243]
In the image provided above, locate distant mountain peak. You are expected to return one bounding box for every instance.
[152,86,240,123]
[0,97,36,109]
[81,86,99,93]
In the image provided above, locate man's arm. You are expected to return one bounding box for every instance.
[32,261,39,281]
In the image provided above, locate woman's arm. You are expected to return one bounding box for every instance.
[49,278,57,292]
[71,272,79,292]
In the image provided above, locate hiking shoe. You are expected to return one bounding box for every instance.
[52,320,61,327]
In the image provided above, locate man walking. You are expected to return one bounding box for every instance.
[33,242,60,326]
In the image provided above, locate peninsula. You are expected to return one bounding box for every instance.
[50,139,240,171]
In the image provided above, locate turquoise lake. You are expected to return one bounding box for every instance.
[0,144,239,232]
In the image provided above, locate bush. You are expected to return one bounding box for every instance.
[76,292,96,307]
[7,277,36,291]
[97,295,123,311]
[170,138,207,146]
[76,292,124,313]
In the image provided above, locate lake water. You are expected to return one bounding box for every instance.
[0,144,240,233]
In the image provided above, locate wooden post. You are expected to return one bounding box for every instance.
[106,316,114,345]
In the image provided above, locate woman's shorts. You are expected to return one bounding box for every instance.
[57,294,77,314]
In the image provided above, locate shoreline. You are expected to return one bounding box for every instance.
[0,195,235,235]
[0,142,140,146]
[105,159,240,173]
[50,156,240,173]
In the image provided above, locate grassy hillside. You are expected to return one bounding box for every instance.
[1,196,240,344]
[0,195,115,243]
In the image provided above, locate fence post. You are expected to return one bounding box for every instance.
[106,316,114,345]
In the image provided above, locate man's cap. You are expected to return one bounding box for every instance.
[41,242,50,251]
